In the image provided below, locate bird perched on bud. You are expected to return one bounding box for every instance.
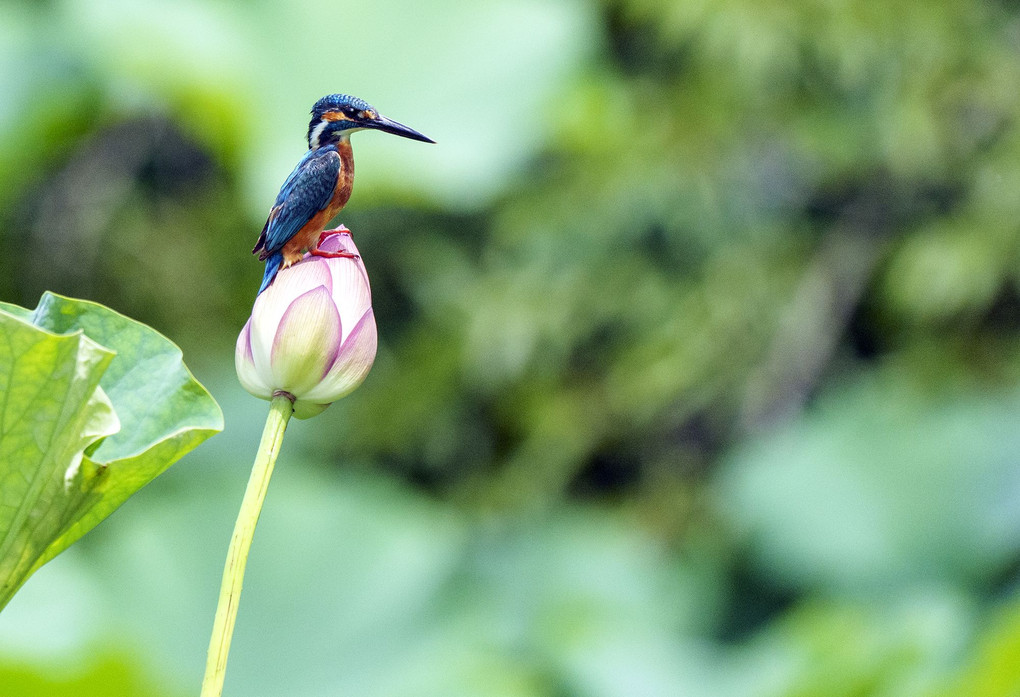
[253,94,434,294]
[237,230,377,419]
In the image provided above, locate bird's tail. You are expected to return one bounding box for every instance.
[258,252,283,295]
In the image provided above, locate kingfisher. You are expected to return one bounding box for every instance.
[253,94,434,293]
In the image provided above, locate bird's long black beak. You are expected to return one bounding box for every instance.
[369,114,435,143]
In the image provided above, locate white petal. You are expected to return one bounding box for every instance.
[250,259,333,377]
[269,286,342,396]
[235,318,272,398]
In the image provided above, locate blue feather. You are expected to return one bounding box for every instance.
[253,147,342,259]
[258,252,284,295]
[252,146,343,296]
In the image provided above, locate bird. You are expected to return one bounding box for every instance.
[253,94,434,294]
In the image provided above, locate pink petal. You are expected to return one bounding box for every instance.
[235,318,271,398]
[324,246,371,337]
[316,228,353,254]
[270,256,333,300]
[238,318,254,363]
[302,308,377,403]
[250,259,333,374]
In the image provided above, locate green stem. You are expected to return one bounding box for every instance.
[201,393,294,697]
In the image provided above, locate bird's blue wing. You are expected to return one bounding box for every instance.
[255,147,342,258]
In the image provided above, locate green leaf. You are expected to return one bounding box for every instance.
[0,292,222,610]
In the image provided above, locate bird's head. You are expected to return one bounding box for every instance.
[307,94,435,149]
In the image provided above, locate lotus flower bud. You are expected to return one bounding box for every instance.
[235,230,377,419]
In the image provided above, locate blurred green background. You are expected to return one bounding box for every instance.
[2,0,1020,695]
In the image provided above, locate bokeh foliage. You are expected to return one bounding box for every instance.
[1,0,1019,695]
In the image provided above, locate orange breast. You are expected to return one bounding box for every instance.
[281,141,355,266]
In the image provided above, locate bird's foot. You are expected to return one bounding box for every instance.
[318,225,352,246]
[310,247,359,260]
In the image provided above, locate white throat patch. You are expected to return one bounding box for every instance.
[309,118,330,149]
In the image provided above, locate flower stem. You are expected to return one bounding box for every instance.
[201,394,294,697]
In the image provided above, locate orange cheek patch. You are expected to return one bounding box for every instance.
[322,110,350,121]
